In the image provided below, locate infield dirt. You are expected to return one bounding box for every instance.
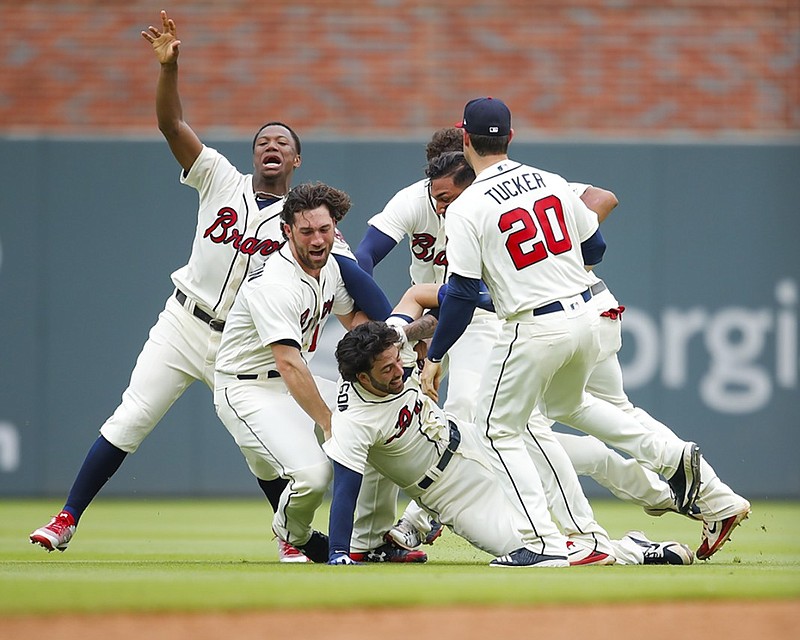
[4,600,797,640]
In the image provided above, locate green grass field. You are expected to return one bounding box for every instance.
[1,498,798,615]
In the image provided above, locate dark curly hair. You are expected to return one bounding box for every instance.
[425,151,475,188]
[425,127,463,161]
[281,182,352,228]
[336,321,401,382]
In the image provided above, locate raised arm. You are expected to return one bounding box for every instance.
[141,10,203,173]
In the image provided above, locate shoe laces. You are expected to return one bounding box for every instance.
[48,512,74,534]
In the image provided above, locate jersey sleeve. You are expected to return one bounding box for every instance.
[569,182,592,198]
[324,411,375,475]
[247,284,304,347]
[332,230,356,260]
[367,183,423,243]
[567,188,600,242]
[180,145,242,202]
[443,205,483,279]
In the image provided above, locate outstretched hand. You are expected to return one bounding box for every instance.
[141,10,180,64]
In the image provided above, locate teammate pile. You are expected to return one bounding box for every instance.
[29,10,750,568]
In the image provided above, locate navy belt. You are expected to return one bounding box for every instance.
[418,422,461,489]
[175,289,225,332]
[532,287,593,317]
[236,371,281,380]
[590,280,607,296]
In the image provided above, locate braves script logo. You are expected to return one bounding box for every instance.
[384,398,423,444]
[300,295,336,353]
[411,233,447,266]
[204,207,283,256]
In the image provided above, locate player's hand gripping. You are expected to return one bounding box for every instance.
[141,10,180,64]
[420,358,442,402]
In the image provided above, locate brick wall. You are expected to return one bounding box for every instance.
[1,0,797,139]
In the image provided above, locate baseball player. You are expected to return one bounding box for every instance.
[325,319,694,566]
[29,10,396,563]
[420,97,701,567]
[357,144,677,559]
[214,182,359,561]
[410,153,750,561]
[356,127,493,425]
[353,128,493,551]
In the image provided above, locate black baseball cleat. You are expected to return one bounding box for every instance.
[349,541,427,563]
[667,442,701,515]
[296,530,329,563]
[644,502,703,521]
[489,547,569,568]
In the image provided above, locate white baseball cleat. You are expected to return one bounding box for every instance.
[696,501,751,561]
[385,517,443,550]
[30,511,76,552]
[278,538,311,563]
[566,540,616,566]
[624,531,694,565]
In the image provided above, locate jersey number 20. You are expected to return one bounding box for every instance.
[498,195,572,270]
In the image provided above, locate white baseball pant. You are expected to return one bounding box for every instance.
[214,374,332,547]
[476,296,601,555]
[101,294,220,452]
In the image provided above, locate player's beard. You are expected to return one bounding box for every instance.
[365,372,404,396]
[294,241,331,273]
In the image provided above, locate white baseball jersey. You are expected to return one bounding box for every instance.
[445,160,598,319]
[324,348,450,486]
[215,243,354,375]
[368,177,497,424]
[368,179,448,285]
[100,145,285,453]
[324,334,561,557]
[174,145,286,320]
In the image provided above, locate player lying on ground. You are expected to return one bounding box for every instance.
[325,313,695,566]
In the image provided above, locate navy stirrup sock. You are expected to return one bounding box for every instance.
[63,435,127,524]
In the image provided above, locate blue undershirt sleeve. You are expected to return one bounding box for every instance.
[427,274,480,361]
[328,461,364,559]
[334,254,393,321]
[354,226,398,275]
[581,228,606,267]
[438,280,495,313]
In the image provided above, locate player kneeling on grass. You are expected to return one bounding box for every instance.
[324,311,694,567]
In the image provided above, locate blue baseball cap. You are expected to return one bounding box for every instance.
[456,97,511,136]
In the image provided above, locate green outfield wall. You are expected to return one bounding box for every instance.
[1,138,797,498]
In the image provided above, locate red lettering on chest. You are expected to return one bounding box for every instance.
[203,208,284,257]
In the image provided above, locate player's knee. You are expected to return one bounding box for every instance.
[292,461,333,497]
[99,424,145,454]
[243,453,278,481]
